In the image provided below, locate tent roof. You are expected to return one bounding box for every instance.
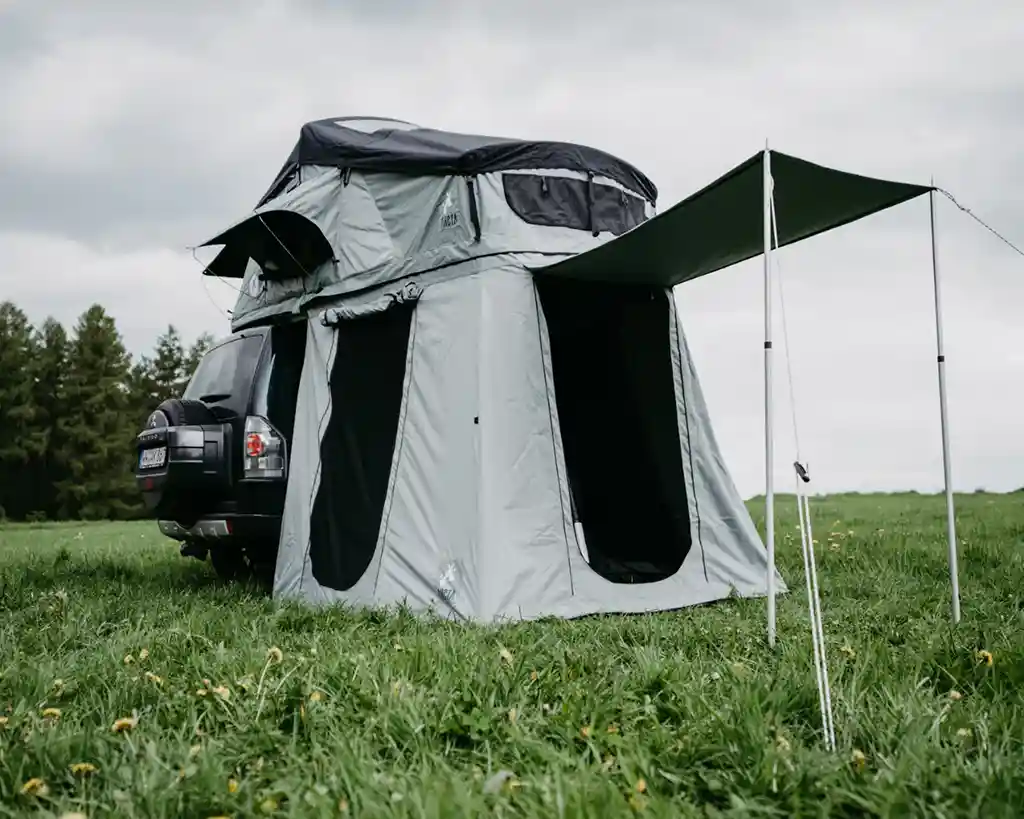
[530,150,934,287]
[258,115,658,206]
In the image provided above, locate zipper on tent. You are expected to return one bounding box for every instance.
[466,175,482,242]
[587,172,598,236]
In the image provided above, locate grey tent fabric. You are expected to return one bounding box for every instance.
[273,258,785,620]
[529,150,933,286]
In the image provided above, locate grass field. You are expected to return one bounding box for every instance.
[1,493,1022,818]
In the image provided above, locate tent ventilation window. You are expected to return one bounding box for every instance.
[536,276,690,584]
[504,173,646,237]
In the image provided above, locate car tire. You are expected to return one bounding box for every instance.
[151,398,217,428]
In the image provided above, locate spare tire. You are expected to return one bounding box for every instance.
[151,398,218,428]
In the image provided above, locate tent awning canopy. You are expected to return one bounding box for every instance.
[529,149,934,286]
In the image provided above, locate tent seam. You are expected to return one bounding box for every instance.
[673,297,708,582]
[372,307,419,594]
[531,281,576,596]
[300,327,340,591]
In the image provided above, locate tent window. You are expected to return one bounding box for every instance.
[536,277,690,583]
[308,301,415,591]
[504,173,646,236]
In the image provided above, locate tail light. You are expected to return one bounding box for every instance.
[243,416,286,479]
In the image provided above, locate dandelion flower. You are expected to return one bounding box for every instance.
[70,762,98,776]
[189,744,202,757]
[840,643,856,659]
[111,716,137,733]
[580,725,591,738]
[124,654,134,665]
[976,650,994,666]
[20,777,48,796]
[144,671,163,684]
[139,648,150,661]
[851,749,867,770]
[0,716,8,728]
[499,646,514,666]
[949,690,963,701]
[776,733,792,753]
[266,647,283,664]
[635,778,647,793]
[41,707,61,720]
[212,685,231,701]
[957,727,972,738]
[529,670,538,682]
[228,777,239,793]
[309,690,324,703]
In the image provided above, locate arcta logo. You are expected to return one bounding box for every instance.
[439,190,461,231]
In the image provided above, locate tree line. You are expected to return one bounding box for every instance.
[0,300,215,522]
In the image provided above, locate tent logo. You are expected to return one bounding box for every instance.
[439,191,461,231]
[437,561,458,603]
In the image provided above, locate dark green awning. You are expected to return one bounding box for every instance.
[530,150,933,286]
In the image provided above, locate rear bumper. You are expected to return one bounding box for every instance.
[157,513,281,544]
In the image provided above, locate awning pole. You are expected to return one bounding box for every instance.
[764,143,777,647]
[928,184,962,625]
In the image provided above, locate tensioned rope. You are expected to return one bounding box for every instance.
[769,178,836,752]
[935,188,1024,260]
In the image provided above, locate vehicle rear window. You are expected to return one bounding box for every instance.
[183,334,265,416]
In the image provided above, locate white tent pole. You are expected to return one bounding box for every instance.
[928,184,962,625]
[764,143,777,647]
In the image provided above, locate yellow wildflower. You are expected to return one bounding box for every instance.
[212,685,231,701]
[957,727,972,738]
[635,778,647,793]
[144,671,163,684]
[112,715,137,733]
[70,762,98,776]
[228,777,239,793]
[499,646,514,666]
[266,646,283,664]
[851,749,867,770]
[976,650,994,666]
[949,690,963,701]
[309,690,324,703]
[139,648,150,661]
[123,654,134,665]
[20,777,48,796]
[530,670,538,681]
[41,707,61,720]
[580,725,591,738]
[0,716,8,728]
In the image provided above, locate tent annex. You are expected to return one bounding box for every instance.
[194,116,934,624]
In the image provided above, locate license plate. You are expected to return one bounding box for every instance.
[139,446,167,469]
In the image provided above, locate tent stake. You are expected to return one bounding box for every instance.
[929,184,961,625]
[764,143,777,647]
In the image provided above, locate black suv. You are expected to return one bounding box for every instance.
[133,321,306,586]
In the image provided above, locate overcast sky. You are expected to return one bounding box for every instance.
[1,0,1022,498]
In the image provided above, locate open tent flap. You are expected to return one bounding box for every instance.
[528,150,934,286]
[197,171,341,280]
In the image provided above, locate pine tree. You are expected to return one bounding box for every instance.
[27,318,69,520]
[0,302,40,519]
[54,305,139,520]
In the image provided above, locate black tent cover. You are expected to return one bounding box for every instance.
[257,116,658,206]
[531,150,934,287]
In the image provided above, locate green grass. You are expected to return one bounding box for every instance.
[1,493,1023,818]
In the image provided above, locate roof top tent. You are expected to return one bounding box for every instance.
[195,116,941,624]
